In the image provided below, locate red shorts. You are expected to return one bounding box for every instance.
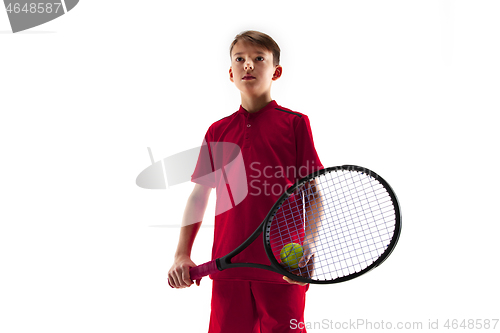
[209,280,309,333]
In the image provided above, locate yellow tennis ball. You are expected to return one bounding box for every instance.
[280,243,303,269]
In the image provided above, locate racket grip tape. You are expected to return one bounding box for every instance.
[190,260,219,281]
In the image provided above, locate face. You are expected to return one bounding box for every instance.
[229,41,282,97]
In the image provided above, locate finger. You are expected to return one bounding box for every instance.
[173,270,189,288]
[298,254,311,268]
[173,273,184,288]
[195,278,201,286]
[182,267,194,287]
[168,275,174,288]
[283,276,307,286]
[168,274,176,288]
[283,276,300,285]
[298,246,312,268]
[298,257,307,268]
[298,255,315,279]
[169,273,180,288]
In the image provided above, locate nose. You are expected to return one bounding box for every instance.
[244,61,253,70]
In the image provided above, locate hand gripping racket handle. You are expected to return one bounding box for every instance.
[189,260,218,281]
[168,260,218,288]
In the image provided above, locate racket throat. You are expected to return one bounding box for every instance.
[215,258,224,271]
[218,256,275,272]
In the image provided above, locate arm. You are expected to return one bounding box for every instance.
[293,114,325,262]
[168,183,212,288]
[283,180,324,286]
[301,179,324,262]
[284,115,324,285]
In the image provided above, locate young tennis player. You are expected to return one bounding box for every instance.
[168,30,323,333]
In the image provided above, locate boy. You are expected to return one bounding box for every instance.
[168,30,323,333]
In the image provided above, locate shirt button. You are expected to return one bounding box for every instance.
[247,124,251,127]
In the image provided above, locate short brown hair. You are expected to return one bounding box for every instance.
[229,30,281,67]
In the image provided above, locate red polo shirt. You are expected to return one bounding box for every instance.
[191,100,323,283]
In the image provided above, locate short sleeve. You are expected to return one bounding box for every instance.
[295,115,323,179]
[191,129,216,188]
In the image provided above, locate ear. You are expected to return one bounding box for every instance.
[272,65,283,81]
[229,67,234,83]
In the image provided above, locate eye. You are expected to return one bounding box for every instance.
[256,56,264,61]
[236,57,243,62]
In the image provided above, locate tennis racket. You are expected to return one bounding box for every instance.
[176,165,401,285]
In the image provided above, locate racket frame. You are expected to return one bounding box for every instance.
[263,165,402,284]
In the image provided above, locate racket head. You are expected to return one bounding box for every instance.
[263,165,401,284]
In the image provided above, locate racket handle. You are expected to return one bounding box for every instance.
[190,260,218,281]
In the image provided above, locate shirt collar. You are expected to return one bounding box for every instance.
[237,100,278,117]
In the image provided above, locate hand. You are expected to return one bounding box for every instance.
[282,241,315,286]
[283,253,315,285]
[168,255,201,288]
[298,239,314,273]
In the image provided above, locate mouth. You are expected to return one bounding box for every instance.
[242,75,255,80]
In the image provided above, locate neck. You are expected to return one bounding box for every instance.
[240,93,273,113]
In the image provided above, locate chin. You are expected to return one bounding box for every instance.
[240,85,262,93]
[241,90,264,98]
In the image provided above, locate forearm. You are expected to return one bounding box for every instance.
[174,222,202,258]
[304,181,324,244]
[174,186,211,258]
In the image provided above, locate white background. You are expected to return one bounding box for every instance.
[1,1,499,332]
